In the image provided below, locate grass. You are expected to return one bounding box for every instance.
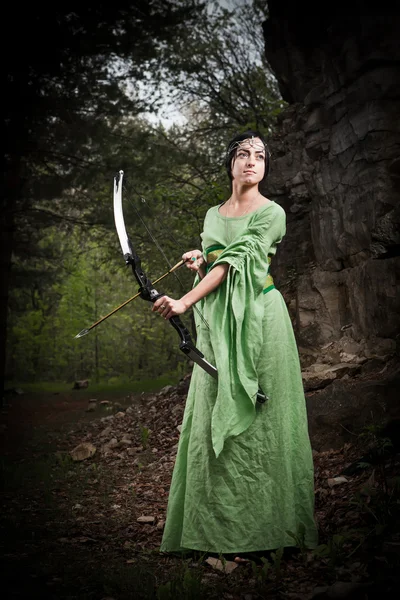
[4,373,182,397]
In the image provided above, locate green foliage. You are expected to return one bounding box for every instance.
[156,563,203,600]
[286,522,308,559]
[7,223,189,382]
[157,2,285,134]
[270,546,284,581]
[251,555,271,584]
[6,2,285,387]
[250,546,284,592]
[140,426,151,449]
[313,534,348,567]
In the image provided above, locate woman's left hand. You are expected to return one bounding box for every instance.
[152,296,187,320]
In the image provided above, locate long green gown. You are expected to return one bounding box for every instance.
[160,201,318,554]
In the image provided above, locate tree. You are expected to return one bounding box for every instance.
[4,2,287,388]
[2,1,205,394]
[156,2,283,139]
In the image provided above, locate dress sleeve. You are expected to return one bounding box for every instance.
[204,204,286,457]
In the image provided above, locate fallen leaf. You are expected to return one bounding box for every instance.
[327,476,348,488]
[205,557,238,573]
[137,515,155,523]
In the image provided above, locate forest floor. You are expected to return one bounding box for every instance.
[1,378,399,600]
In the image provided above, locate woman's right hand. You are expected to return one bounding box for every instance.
[182,250,205,273]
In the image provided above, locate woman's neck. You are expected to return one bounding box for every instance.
[229,183,260,207]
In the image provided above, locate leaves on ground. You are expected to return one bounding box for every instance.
[1,375,399,599]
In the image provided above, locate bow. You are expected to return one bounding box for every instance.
[113,170,219,380]
[76,170,267,404]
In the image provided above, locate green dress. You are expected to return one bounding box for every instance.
[160,201,318,554]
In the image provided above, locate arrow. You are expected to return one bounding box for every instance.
[74,259,185,338]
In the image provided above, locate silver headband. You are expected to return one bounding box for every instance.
[227,136,267,157]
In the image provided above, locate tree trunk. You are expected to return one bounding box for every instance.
[1,163,18,399]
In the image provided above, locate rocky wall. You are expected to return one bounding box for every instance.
[262,12,400,363]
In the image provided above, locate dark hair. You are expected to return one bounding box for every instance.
[224,130,271,186]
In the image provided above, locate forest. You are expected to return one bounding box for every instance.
[4,0,283,392]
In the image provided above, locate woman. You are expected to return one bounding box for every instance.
[152,130,318,558]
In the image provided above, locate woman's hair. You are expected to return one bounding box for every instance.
[224,130,271,186]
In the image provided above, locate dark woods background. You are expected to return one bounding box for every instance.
[3,1,283,392]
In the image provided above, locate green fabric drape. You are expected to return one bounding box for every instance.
[201,202,286,457]
[160,202,318,554]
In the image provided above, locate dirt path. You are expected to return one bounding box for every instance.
[0,385,208,599]
[1,385,399,599]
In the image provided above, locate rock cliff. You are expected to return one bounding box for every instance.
[262,9,400,447]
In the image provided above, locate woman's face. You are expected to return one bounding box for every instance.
[230,137,266,186]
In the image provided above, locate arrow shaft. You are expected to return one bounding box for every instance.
[75,259,185,337]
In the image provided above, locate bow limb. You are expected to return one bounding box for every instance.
[113,170,220,381]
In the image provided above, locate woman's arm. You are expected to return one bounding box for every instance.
[152,263,229,320]
[181,263,229,308]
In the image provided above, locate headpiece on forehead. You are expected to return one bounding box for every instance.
[227,135,266,156]
[225,130,271,183]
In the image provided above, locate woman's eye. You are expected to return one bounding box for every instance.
[257,154,265,160]
[237,151,248,158]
